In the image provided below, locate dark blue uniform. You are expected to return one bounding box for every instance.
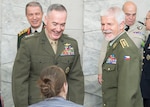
[141,34,150,107]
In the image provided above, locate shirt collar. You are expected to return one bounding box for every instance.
[31,22,43,33]
[109,31,125,46]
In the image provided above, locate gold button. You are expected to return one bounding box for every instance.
[143,56,145,59]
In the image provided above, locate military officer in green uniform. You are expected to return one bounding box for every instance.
[17,1,44,49]
[100,6,143,107]
[12,4,84,107]
[98,1,146,84]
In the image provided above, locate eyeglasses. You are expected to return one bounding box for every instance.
[145,18,150,20]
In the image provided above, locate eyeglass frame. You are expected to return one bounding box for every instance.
[145,18,150,20]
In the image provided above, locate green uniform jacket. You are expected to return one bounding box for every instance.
[17,23,45,49]
[102,32,143,107]
[12,29,84,107]
[98,21,146,74]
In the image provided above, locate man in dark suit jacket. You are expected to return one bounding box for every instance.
[17,1,44,49]
[140,10,150,107]
[100,6,143,107]
[12,4,84,107]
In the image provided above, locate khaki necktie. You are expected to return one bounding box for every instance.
[51,41,57,54]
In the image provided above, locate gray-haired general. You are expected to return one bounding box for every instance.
[12,4,84,107]
[100,6,143,107]
[98,1,146,84]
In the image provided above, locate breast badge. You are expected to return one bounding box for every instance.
[106,54,117,64]
[146,54,150,60]
[60,43,75,56]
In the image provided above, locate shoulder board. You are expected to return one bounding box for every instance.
[18,28,30,37]
[138,21,145,25]
[24,33,35,38]
[120,39,129,48]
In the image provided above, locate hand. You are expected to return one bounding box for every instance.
[98,74,103,84]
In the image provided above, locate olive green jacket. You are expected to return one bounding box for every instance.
[12,30,84,107]
[102,32,143,107]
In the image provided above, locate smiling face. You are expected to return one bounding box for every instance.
[45,10,67,41]
[26,6,43,29]
[101,15,124,41]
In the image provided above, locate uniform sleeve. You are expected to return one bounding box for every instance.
[98,40,108,74]
[12,39,30,107]
[116,47,142,107]
[67,41,84,105]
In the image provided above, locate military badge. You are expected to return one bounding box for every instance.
[65,67,70,74]
[137,25,143,30]
[146,54,150,60]
[106,54,117,64]
[60,43,75,56]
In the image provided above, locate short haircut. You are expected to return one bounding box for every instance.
[46,4,67,15]
[25,1,43,15]
[100,6,125,24]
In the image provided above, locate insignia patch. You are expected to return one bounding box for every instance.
[120,39,129,48]
[113,42,117,49]
[124,56,130,60]
[60,43,75,56]
[106,54,117,64]
[137,25,143,30]
[65,67,70,74]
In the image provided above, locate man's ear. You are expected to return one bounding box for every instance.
[44,15,47,25]
[120,21,125,30]
[63,82,68,94]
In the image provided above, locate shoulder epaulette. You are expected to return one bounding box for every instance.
[120,39,129,48]
[18,28,30,37]
[138,21,145,25]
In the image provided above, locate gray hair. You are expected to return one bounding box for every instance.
[25,1,43,15]
[47,4,67,15]
[100,6,125,24]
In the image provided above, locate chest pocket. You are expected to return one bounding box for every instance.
[31,55,53,75]
[102,64,117,85]
[57,55,75,74]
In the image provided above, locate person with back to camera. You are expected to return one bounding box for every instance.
[28,65,83,107]
[17,1,45,49]
[12,3,84,107]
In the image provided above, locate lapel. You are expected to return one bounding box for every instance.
[39,32,67,58]
[39,30,54,55]
[55,35,66,59]
[103,32,127,64]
